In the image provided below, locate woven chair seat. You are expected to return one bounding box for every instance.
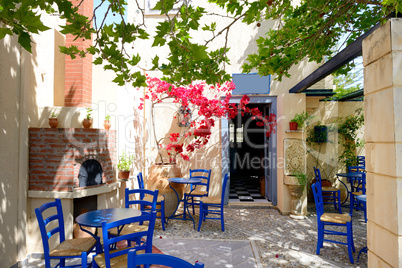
[187,190,208,196]
[109,223,149,237]
[322,186,339,192]
[320,213,351,224]
[50,237,96,257]
[351,191,364,196]
[94,246,145,268]
[143,195,164,203]
[200,196,220,204]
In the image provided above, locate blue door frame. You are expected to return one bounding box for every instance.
[221,96,277,206]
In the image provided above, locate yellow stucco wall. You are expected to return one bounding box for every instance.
[0,34,27,267]
[363,18,402,267]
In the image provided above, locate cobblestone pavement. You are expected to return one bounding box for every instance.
[153,203,367,267]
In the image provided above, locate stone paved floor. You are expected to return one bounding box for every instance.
[26,202,367,267]
[152,203,367,267]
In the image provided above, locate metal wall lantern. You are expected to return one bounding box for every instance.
[177,106,192,127]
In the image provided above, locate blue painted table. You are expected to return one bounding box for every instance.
[167,177,202,229]
[336,172,365,205]
[76,208,141,252]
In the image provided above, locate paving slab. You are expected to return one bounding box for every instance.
[153,238,262,267]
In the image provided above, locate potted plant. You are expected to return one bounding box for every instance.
[82,108,93,128]
[104,114,111,130]
[290,111,313,130]
[117,151,134,180]
[48,112,58,128]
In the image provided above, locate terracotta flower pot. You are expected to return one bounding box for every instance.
[118,171,130,180]
[147,163,184,218]
[103,120,111,130]
[49,118,58,128]
[82,119,92,128]
[289,121,298,130]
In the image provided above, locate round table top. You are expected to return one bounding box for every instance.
[336,172,364,178]
[75,208,141,228]
[168,177,202,184]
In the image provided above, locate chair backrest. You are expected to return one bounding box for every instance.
[360,173,366,194]
[189,169,212,192]
[220,174,229,208]
[125,188,158,212]
[314,167,322,184]
[357,156,365,167]
[348,171,366,194]
[101,211,157,268]
[311,182,324,218]
[347,166,365,173]
[35,199,66,258]
[127,249,205,268]
[137,172,145,189]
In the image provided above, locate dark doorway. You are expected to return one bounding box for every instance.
[78,159,103,187]
[229,103,270,203]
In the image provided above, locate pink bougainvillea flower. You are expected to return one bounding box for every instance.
[137,76,277,162]
[181,154,190,161]
[169,133,180,142]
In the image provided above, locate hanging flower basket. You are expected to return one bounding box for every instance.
[313,125,328,142]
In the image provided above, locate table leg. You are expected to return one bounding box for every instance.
[357,247,368,262]
[349,191,354,216]
[79,225,102,254]
[167,183,197,229]
[183,193,196,229]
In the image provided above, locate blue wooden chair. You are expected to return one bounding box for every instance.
[348,171,366,220]
[127,249,205,267]
[184,169,212,215]
[35,199,97,268]
[311,182,355,263]
[137,172,166,230]
[347,166,366,193]
[314,167,342,213]
[198,174,229,232]
[109,188,158,245]
[93,211,157,268]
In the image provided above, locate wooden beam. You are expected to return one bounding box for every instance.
[303,89,336,97]
[289,23,380,94]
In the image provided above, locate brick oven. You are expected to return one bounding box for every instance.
[28,128,117,191]
[28,128,124,240]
